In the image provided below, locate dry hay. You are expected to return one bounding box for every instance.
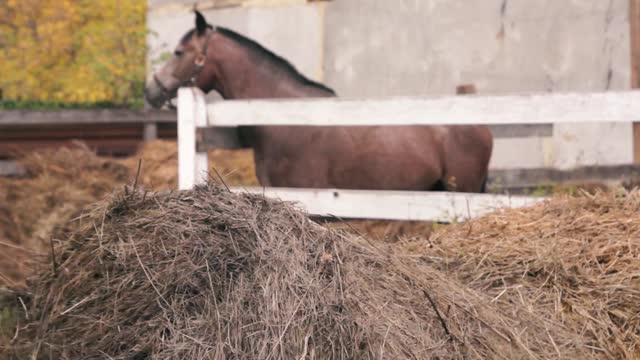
[326,220,436,243]
[0,204,31,289]
[123,139,258,190]
[6,182,590,359]
[0,144,131,287]
[126,140,438,241]
[0,141,431,289]
[407,189,640,358]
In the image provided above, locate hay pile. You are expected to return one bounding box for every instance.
[0,141,429,289]
[0,204,30,289]
[0,145,131,287]
[8,182,590,359]
[327,220,436,243]
[127,140,436,240]
[123,139,258,190]
[411,189,640,358]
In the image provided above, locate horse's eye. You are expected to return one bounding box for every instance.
[174,50,184,57]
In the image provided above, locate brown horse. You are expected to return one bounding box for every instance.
[145,11,493,192]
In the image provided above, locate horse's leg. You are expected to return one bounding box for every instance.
[252,151,272,187]
[438,172,487,193]
[429,179,447,191]
[479,175,488,193]
[430,165,480,193]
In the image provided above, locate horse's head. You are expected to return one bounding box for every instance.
[145,10,214,108]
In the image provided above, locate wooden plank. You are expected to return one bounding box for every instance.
[488,124,552,138]
[488,163,640,188]
[194,124,551,151]
[631,0,640,162]
[0,107,549,139]
[178,88,198,190]
[633,0,640,88]
[0,123,145,140]
[2,157,636,194]
[229,186,546,222]
[458,85,552,138]
[0,138,143,157]
[194,89,209,185]
[178,88,210,190]
[206,90,640,127]
[0,109,176,126]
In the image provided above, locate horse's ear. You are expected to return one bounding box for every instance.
[195,10,208,35]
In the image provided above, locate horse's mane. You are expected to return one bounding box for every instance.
[181,27,336,95]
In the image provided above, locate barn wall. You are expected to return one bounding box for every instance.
[147,0,633,170]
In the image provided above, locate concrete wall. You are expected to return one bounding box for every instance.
[146,0,634,170]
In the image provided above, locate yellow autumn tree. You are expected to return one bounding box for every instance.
[0,0,146,108]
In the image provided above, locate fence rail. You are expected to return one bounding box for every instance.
[204,90,640,126]
[178,88,640,221]
[0,108,551,136]
[0,109,175,125]
[230,186,544,222]
[3,89,640,221]
[0,106,554,162]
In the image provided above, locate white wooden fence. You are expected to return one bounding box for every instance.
[177,87,640,222]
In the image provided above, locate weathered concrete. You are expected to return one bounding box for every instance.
[148,0,309,12]
[323,0,630,96]
[322,0,632,169]
[489,137,551,169]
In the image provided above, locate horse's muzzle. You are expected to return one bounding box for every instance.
[144,82,168,109]
[144,75,179,109]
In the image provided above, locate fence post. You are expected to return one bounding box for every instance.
[178,87,209,190]
[193,88,209,186]
[143,123,158,141]
[178,88,195,190]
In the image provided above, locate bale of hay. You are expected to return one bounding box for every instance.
[7,182,591,359]
[412,189,640,358]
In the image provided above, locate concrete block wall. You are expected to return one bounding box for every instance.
[146,0,634,170]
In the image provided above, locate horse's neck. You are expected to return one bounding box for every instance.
[212,35,333,100]
[211,33,334,151]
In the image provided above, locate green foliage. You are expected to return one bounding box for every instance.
[0,0,147,109]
